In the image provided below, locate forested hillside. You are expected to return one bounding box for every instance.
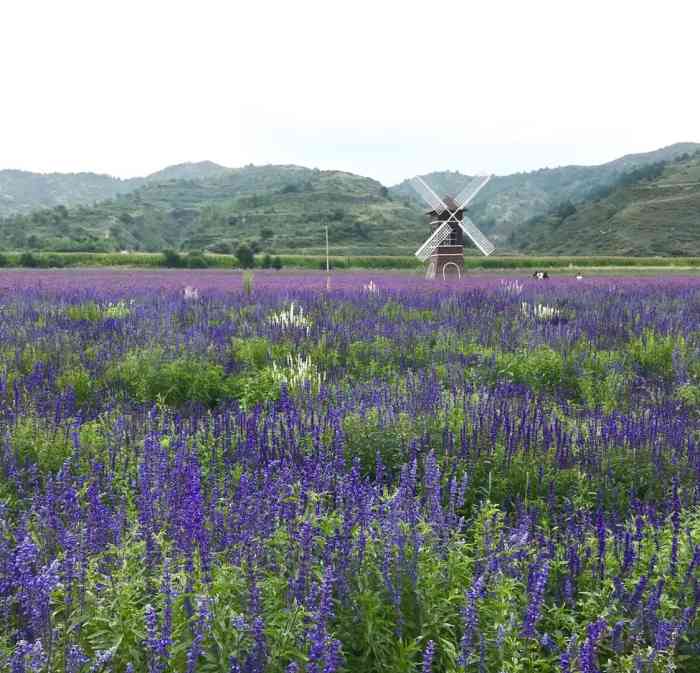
[0,166,425,255]
[1,143,699,256]
[513,152,700,256]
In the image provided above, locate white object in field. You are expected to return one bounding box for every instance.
[268,301,312,332]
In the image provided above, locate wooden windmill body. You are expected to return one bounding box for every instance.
[411,175,496,280]
[424,197,466,280]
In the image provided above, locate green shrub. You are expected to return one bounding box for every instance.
[12,416,73,473]
[44,254,66,268]
[343,409,414,477]
[236,244,255,269]
[19,251,40,268]
[243,271,254,295]
[495,346,570,393]
[677,383,700,409]
[162,249,185,268]
[232,337,273,370]
[106,349,237,407]
[57,365,97,408]
[628,329,681,381]
[66,302,103,321]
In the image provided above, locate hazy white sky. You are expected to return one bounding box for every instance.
[2,0,698,185]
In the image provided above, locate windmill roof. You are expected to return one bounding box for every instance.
[425,196,461,214]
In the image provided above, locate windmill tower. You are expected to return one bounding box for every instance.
[411,174,495,279]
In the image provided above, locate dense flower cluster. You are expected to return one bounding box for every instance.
[0,270,699,672]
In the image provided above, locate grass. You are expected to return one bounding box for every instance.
[2,251,700,271]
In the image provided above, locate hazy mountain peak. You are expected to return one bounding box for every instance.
[146,161,231,182]
[604,142,700,170]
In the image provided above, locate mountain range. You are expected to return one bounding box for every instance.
[1,142,699,256]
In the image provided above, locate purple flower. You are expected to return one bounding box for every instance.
[422,640,436,673]
[521,557,550,638]
[580,619,607,673]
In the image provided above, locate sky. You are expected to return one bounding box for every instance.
[1,0,699,185]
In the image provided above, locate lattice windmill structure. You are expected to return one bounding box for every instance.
[411,174,495,280]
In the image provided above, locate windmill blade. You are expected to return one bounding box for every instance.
[454,174,492,210]
[415,221,452,261]
[459,214,496,256]
[410,176,449,214]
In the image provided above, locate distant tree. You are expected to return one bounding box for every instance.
[0,252,7,267]
[281,183,300,194]
[555,201,576,219]
[235,243,255,269]
[260,227,274,240]
[261,254,272,269]
[272,256,283,270]
[380,186,389,198]
[19,252,40,268]
[27,234,43,250]
[162,249,185,268]
[45,254,65,268]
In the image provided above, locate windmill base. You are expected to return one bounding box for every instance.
[427,250,463,281]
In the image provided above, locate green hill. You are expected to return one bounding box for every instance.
[514,152,700,256]
[389,143,700,247]
[1,143,699,256]
[0,161,230,218]
[0,165,426,255]
[0,170,138,218]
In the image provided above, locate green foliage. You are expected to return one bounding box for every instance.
[343,409,415,477]
[19,251,40,267]
[11,416,73,472]
[495,346,570,393]
[231,336,275,370]
[162,249,185,268]
[105,349,237,407]
[243,270,254,295]
[677,383,700,409]
[66,302,104,321]
[235,244,255,269]
[518,153,700,256]
[627,329,681,381]
[57,364,97,408]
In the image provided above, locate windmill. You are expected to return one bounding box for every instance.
[411,174,495,280]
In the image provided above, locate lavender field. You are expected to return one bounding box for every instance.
[2,270,700,673]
